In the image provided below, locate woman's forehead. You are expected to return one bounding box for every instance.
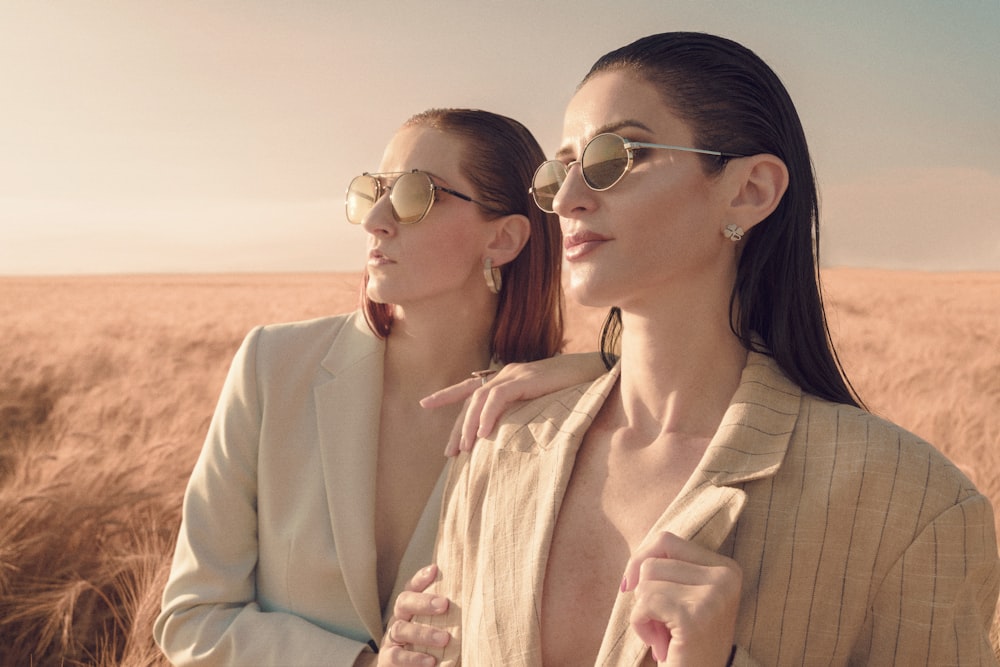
[379,126,467,180]
[559,72,689,154]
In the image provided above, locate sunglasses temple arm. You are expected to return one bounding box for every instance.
[436,185,474,203]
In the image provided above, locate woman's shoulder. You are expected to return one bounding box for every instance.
[238,310,380,376]
[254,310,360,340]
[799,393,936,452]
[246,310,369,353]
[794,393,982,503]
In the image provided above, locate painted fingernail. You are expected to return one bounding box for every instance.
[432,630,449,645]
[620,576,627,592]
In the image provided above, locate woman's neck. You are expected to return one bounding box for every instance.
[614,289,747,442]
[383,298,495,400]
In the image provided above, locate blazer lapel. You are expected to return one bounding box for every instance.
[477,370,621,665]
[597,351,802,665]
[314,311,386,643]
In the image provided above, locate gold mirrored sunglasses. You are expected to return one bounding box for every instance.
[346,169,504,225]
[529,133,744,212]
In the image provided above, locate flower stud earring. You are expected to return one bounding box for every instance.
[484,257,502,294]
[723,224,745,242]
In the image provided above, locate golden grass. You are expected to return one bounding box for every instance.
[0,270,996,664]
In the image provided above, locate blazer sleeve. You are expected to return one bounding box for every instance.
[860,491,1000,665]
[153,327,374,667]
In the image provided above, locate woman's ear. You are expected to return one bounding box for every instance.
[726,154,789,232]
[484,214,531,266]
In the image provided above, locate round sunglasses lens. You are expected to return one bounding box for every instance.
[346,175,378,224]
[531,161,567,212]
[391,172,433,224]
[582,134,629,190]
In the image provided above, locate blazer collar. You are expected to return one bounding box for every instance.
[313,311,387,643]
[525,348,799,480]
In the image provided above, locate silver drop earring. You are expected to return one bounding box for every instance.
[484,258,502,294]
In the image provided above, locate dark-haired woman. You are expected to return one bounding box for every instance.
[153,108,565,666]
[405,33,999,666]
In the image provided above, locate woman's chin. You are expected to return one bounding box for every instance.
[565,275,615,310]
[365,283,392,305]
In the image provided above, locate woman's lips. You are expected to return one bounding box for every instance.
[563,231,609,261]
[367,249,394,266]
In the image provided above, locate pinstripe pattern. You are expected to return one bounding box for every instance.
[420,351,1000,666]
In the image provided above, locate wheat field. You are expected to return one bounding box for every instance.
[0,270,997,665]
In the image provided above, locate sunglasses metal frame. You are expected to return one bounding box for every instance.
[529,133,745,212]
[346,169,503,225]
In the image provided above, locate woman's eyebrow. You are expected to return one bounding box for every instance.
[555,119,657,160]
[597,119,656,136]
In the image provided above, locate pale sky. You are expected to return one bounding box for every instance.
[1,0,998,275]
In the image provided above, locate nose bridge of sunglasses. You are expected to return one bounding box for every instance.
[554,160,593,196]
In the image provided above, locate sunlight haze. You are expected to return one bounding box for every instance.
[1,0,998,274]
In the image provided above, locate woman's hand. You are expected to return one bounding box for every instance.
[420,352,606,456]
[378,565,451,666]
[621,532,742,666]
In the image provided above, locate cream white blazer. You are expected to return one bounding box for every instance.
[154,311,445,666]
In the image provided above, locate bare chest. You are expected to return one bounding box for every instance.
[540,430,706,665]
[373,400,455,610]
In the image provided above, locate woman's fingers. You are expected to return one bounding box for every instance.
[454,361,565,453]
[622,531,730,590]
[458,384,494,452]
[420,377,480,409]
[392,565,448,622]
[469,372,531,443]
[460,354,607,449]
[377,640,437,667]
[432,374,510,456]
[392,590,449,622]
[381,565,451,666]
[387,618,451,649]
[419,377,484,457]
[441,399,468,457]
[621,532,741,666]
[425,353,607,457]
[379,620,449,667]
[405,564,438,592]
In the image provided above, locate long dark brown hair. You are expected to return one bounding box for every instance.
[362,108,564,363]
[585,33,862,408]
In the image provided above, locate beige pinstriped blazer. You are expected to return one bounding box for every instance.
[421,351,1000,665]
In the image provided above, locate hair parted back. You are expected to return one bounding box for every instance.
[585,32,861,408]
[362,108,564,363]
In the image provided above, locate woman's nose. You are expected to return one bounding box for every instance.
[552,162,596,216]
[361,191,396,235]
